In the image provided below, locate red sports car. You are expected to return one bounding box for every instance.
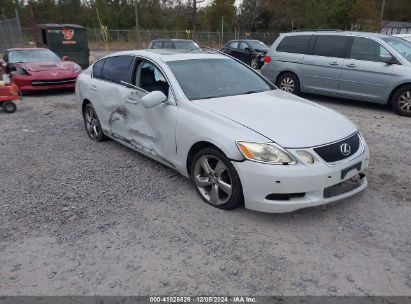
[3,48,82,92]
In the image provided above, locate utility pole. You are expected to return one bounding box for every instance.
[135,0,140,48]
[380,0,386,31]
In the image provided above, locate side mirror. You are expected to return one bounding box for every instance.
[380,54,397,64]
[5,64,11,74]
[141,91,167,109]
[62,56,69,61]
[244,47,250,51]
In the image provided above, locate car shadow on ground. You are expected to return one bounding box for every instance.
[303,93,394,115]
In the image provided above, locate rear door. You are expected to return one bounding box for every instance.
[338,36,396,102]
[237,42,251,63]
[90,55,137,139]
[223,41,238,55]
[302,35,350,94]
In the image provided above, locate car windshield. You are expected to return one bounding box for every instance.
[167,58,274,100]
[8,49,61,64]
[382,37,411,62]
[174,41,200,50]
[248,41,269,50]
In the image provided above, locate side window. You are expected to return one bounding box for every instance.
[151,42,162,49]
[239,42,249,50]
[138,60,169,97]
[276,35,311,54]
[349,37,391,62]
[312,35,349,58]
[101,56,134,84]
[229,41,238,48]
[92,59,105,79]
[163,41,174,49]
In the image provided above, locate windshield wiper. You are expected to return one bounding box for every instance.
[243,90,261,94]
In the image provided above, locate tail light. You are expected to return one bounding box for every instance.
[264,56,272,64]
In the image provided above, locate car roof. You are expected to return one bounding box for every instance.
[103,49,228,62]
[394,34,411,38]
[281,31,391,39]
[151,39,195,42]
[7,47,49,51]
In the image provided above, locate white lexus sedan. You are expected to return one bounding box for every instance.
[75,49,369,213]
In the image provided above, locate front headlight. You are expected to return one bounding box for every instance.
[236,141,295,164]
[73,64,82,73]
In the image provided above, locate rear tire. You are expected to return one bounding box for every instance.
[1,101,17,113]
[277,72,301,95]
[190,147,243,210]
[391,85,411,117]
[250,57,259,69]
[83,103,107,142]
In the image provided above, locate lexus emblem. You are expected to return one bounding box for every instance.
[340,143,351,156]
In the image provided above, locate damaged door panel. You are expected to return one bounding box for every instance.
[120,58,178,165]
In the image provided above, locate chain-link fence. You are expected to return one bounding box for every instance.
[18,27,279,51]
[0,12,23,53]
[87,29,280,51]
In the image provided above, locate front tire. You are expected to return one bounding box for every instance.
[83,103,107,142]
[391,85,411,117]
[191,148,243,210]
[277,72,301,95]
[1,101,17,113]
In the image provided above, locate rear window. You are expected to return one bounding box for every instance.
[312,35,349,58]
[276,35,311,54]
[101,55,134,84]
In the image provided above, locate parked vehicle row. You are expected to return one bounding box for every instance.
[75,49,369,213]
[261,31,411,116]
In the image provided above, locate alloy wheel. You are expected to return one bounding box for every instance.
[398,91,411,113]
[193,155,233,205]
[280,77,295,93]
[250,58,259,69]
[84,106,101,140]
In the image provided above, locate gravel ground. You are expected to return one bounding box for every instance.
[0,91,410,296]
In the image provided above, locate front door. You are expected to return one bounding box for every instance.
[338,36,396,102]
[122,58,179,166]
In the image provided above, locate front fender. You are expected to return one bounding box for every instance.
[175,100,268,175]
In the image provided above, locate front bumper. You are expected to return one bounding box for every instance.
[13,75,77,92]
[232,146,369,213]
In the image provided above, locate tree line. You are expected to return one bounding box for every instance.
[1,0,410,33]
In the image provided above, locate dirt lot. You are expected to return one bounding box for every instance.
[0,91,410,296]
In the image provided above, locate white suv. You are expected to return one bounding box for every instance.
[76,49,369,213]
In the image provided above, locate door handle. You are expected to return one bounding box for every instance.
[329,62,339,66]
[124,98,139,105]
[346,63,357,68]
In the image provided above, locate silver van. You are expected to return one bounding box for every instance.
[261,31,411,116]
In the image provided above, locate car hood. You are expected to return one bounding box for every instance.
[192,90,357,148]
[16,61,73,72]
